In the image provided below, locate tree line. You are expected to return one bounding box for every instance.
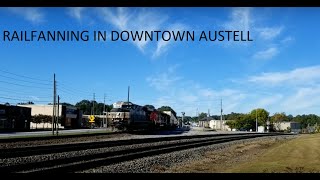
[20,99,320,131]
[182,109,320,131]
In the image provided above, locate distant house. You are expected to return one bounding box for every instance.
[273,121,301,133]
[198,116,231,131]
[17,104,82,129]
[198,117,214,128]
[209,119,232,131]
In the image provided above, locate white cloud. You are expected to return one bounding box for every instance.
[146,74,182,91]
[8,8,44,23]
[99,8,168,52]
[248,65,320,86]
[68,7,85,21]
[242,66,320,115]
[223,8,290,60]
[153,23,189,58]
[66,8,189,57]
[281,36,294,44]
[168,64,180,74]
[198,88,214,98]
[146,65,182,91]
[281,87,320,113]
[252,47,279,60]
[147,65,250,115]
[256,26,283,40]
[147,64,320,116]
[178,91,199,104]
[256,94,283,107]
[223,93,247,113]
[29,96,40,101]
[224,7,252,31]
[198,89,240,99]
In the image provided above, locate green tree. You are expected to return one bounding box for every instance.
[18,101,34,105]
[225,112,244,120]
[211,115,220,120]
[237,113,255,131]
[293,114,320,128]
[75,99,112,115]
[183,116,192,124]
[60,102,74,107]
[271,112,288,123]
[271,112,288,131]
[225,120,237,130]
[198,112,208,120]
[287,114,294,122]
[75,100,92,114]
[250,108,269,127]
[31,114,52,129]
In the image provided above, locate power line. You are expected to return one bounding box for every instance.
[0,96,51,103]
[57,82,116,101]
[58,89,93,101]
[0,69,51,82]
[0,80,53,89]
[0,93,52,100]
[57,81,93,94]
[0,74,52,86]
[0,88,52,98]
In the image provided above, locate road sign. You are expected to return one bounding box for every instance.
[89,115,95,123]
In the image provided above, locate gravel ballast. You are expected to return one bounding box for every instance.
[0,128,297,173]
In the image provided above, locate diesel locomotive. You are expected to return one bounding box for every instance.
[107,101,178,131]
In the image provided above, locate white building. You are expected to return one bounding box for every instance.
[17,104,62,129]
[198,117,231,131]
[17,104,81,129]
[17,104,63,116]
[258,126,265,132]
[273,121,301,133]
[209,119,231,131]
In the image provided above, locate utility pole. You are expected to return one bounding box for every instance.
[220,99,223,131]
[256,109,258,132]
[52,73,56,135]
[196,108,199,121]
[267,116,270,133]
[56,95,59,136]
[93,93,95,115]
[103,93,106,128]
[181,112,185,128]
[127,86,130,103]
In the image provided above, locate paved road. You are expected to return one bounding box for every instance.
[0,126,251,139]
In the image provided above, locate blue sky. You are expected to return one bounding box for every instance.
[1,7,320,116]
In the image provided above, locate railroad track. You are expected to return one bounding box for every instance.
[0,131,123,143]
[0,133,291,173]
[0,133,258,158]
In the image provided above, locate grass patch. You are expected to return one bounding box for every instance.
[226,134,320,173]
[165,135,320,173]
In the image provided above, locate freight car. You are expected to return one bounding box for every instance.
[107,101,178,131]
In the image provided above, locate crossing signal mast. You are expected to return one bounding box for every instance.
[220,99,223,130]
